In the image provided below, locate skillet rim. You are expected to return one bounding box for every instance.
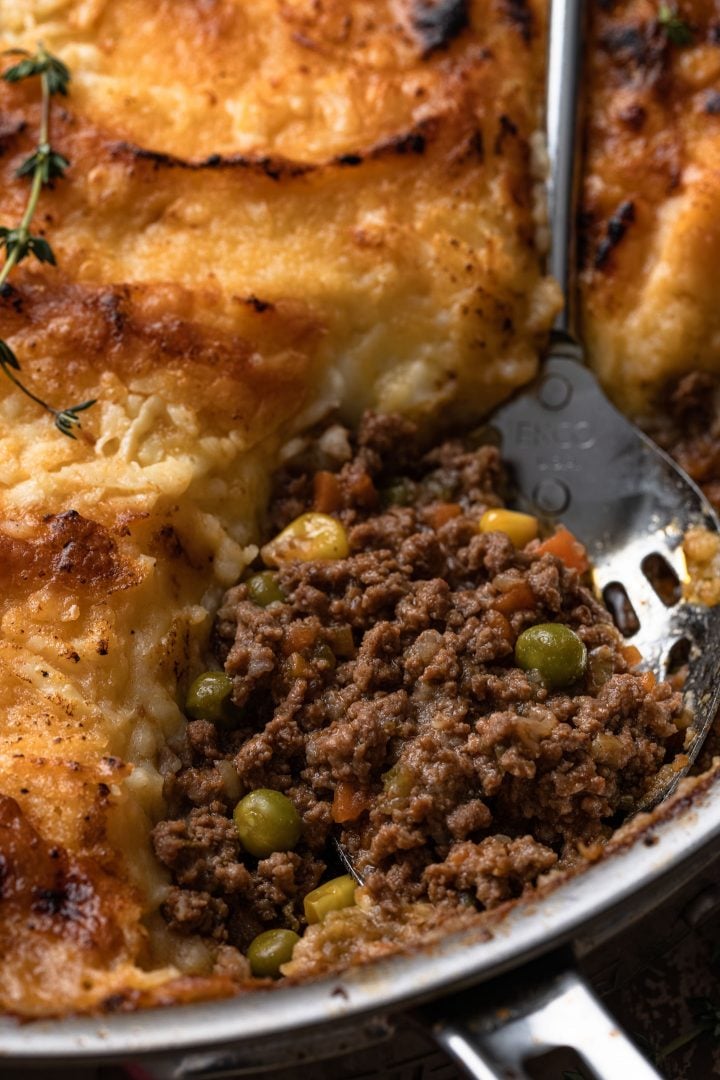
[1,762,719,1062]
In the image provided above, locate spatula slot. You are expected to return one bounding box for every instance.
[602,582,641,638]
[665,637,691,677]
[641,553,681,607]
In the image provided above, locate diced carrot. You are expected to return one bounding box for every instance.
[622,645,643,669]
[494,582,535,615]
[427,502,463,529]
[332,781,371,823]
[313,471,342,514]
[487,609,513,639]
[286,652,311,679]
[640,670,657,693]
[535,526,589,574]
[282,623,317,656]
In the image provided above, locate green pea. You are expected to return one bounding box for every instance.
[246,571,285,607]
[185,671,236,724]
[382,478,416,507]
[233,788,302,858]
[247,928,299,978]
[515,623,587,690]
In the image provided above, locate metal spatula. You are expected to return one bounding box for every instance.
[490,0,720,808]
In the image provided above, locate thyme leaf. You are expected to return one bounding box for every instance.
[16,144,69,183]
[0,45,95,437]
[0,227,56,266]
[0,339,20,372]
[55,400,98,440]
[3,47,70,95]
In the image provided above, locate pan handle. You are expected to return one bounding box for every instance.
[129,954,660,1080]
[424,949,661,1080]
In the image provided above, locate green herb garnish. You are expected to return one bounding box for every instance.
[658,3,694,46]
[0,44,96,438]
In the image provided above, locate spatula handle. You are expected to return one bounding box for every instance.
[547,0,586,339]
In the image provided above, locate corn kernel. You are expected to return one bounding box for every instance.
[479,508,538,548]
[261,513,349,566]
[303,874,357,924]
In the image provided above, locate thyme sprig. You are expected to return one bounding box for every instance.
[0,44,95,438]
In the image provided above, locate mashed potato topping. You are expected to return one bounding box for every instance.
[581,1,720,417]
[0,1,557,1014]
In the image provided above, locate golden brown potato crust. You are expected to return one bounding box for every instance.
[0,1,556,1015]
[581,0,720,416]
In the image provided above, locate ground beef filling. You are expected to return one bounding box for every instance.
[153,413,682,957]
[648,371,720,512]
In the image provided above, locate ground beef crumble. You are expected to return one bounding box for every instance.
[648,371,720,511]
[152,412,683,964]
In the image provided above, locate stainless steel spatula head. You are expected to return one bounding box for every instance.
[491,345,720,808]
[489,0,720,809]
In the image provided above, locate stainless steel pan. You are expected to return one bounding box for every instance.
[3,3,720,1076]
[3,765,720,1079]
